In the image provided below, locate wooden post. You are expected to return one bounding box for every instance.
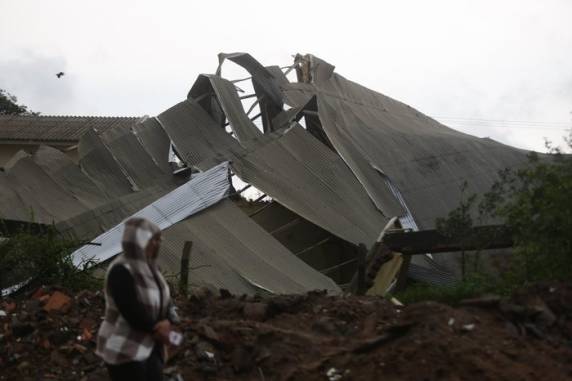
[356,243,367,295]
[179,241,193,296]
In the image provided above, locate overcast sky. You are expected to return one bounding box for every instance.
[1,0,571,152]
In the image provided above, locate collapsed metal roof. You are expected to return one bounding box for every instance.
[0,52,533,293]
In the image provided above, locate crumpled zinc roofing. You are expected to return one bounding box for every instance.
[277,56,532,274]
[1,52,536,290]
[67,160,338,293]
[166,52,532,278]
[1,105,343,295]
[0,115,140,143]
[281,71,530,229]
[0,117,179,225]
[160,199,339,294]
[157,101,387,247]
[70,162,230,266]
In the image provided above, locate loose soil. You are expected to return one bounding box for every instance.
[1,283,572,380]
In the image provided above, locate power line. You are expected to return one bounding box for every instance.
[431,116,571,130]
[431,116,571,126]
[430,116,571,131]
[443,123,570,131]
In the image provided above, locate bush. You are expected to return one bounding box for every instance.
[401,135,572,304]
[481,146,572,284]
[395,273,494,305]
[0,227,101,293]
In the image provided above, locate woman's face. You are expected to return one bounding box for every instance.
[145,233,162,260]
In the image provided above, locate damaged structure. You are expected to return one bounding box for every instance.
[0,53,531,295]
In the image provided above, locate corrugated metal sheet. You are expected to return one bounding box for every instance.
[230,126,387,247]
[0,115,139,143]
[56,185,170,240]
[0,152,93,224]
[132,118,172,174]
[70,162,231,266]
[163,199,340,294]
[10,156,90,218]
[189,75,262,142]
[66,162,339,295]
[283,70,530,229]
[99,126,172,189]
[279,56,532,275]
[0,118,178,226]
[2,52,537,292]
[383,175,457,282]
[156,100,241,168]
[33,146,109,209]
[78,129,138,197]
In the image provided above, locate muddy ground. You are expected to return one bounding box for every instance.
[1,283,572,380]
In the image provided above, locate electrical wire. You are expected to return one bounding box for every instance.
[431,116,571,131]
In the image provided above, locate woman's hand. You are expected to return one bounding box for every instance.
[153,319,171,344]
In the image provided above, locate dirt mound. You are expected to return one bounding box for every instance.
[1,284,572,380]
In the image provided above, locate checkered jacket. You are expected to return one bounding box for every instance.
[96,218,171,365]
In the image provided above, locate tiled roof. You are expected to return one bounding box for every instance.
[0,115,141,143]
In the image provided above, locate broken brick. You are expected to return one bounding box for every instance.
[31,287,48,300]
[80,327,93,342]
[43,291,72,313]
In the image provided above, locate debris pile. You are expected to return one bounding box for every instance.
[0,288,105,380]
[2,283,572,380]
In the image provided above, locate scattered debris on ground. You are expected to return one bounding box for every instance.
[1,283,572,380]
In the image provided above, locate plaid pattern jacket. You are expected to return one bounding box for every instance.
[96,218,171,365]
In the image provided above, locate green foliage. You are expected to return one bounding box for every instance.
[403,134,572,304]
[435,181,480,279]
[0,89,37,115]
[481,144,572,283]
[395,273,493,305]
[0,227,101,292]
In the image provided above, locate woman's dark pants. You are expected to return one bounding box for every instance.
[106,345,163,381]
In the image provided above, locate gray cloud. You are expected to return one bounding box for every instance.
[1,0,571,152]
[0,53,75,115]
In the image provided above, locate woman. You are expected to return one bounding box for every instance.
[96,217,172,381]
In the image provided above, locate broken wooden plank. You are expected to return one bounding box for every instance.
[383,224,513,255]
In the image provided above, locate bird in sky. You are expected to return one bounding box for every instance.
[56,72,65,78]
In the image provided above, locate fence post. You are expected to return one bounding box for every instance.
[179,241,193,296]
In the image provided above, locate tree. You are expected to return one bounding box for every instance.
[435,181,479,280]
[480,136,572,285]
[0,89,36,115]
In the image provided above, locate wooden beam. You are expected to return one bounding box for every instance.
[248,200,274,217]
[235,184,252,195]
[294,236,332,257]
[252,193,268,203]
[302,110,319,117]
[382,225,513,255]
[320,258,358,276]
[239,93,257,100]
[246,98,261,117]
[250,112,262,121]
[268,218,303,235]
[355,244,367,295]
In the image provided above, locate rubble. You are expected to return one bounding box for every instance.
[1,283,572,380]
